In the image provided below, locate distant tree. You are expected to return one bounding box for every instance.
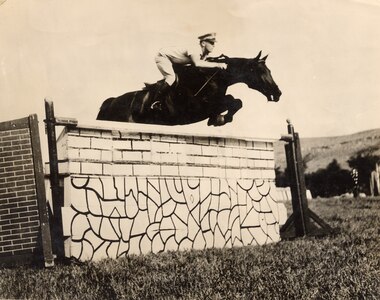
[274,153,313,187]
[275,153,310,188]
[347,146,380,195]
[275,166,289,187]
[305,159,352,198]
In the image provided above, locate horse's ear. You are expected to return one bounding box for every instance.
[261,54,268,61]
[254,51,262,60]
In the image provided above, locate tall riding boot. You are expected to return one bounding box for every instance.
[151,81,171,111]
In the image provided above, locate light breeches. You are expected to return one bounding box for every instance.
[155,54,176,86]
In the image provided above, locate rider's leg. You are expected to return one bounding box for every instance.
[150,81,171,111]
[155,54,176,86]
[152,55,176,111]
[155,80,171,100]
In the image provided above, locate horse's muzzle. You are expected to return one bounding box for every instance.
[267,90,281,102]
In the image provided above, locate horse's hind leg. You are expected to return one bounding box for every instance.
[96,98,114,120]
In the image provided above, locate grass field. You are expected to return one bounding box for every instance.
[1,197,379,299]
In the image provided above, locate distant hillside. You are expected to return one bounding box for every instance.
[274,128,380,173]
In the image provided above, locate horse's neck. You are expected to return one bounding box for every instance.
[224,58,251,86]
[175,63,246,91]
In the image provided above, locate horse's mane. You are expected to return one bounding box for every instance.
[206,52,266,66]
[171,53,264,77]
[173,54,239,75]
[205,54,230,63]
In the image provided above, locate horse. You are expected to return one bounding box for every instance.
[96,51,281,126]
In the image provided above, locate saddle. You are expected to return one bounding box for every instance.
[143,79,181,92]
[140,79,173,113]
[142,79,166,91]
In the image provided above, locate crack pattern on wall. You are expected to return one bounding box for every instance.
[68,176,280,261]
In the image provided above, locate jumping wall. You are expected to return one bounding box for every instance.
[51,123,287,261]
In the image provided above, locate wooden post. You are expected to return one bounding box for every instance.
[44,100,65,257]
[29,114,55,267]
[280,120,335,239]
[284,121,310,236]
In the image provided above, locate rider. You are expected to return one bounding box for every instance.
[151,33,227,111]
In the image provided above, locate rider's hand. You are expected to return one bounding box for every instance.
[217,63,227,70]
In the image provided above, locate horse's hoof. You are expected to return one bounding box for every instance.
[214,115,225,126]
[207,117,216,126]
[208,115,230,126]
[224,115,233,124]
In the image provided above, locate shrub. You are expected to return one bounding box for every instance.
[305,159,352,197]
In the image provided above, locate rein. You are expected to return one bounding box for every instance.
[194,69,221,97]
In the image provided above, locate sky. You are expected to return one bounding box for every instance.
[1,0,380,144]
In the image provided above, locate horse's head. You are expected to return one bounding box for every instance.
[227,52,282,102]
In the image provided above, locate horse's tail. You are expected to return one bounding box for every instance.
[96,98,114,120]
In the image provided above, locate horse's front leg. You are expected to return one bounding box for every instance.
[207,94,242,126]
[223,94,242,123]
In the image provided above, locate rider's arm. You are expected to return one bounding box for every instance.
[190,55,227,69]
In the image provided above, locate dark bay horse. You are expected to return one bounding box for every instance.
[96,51,281,126]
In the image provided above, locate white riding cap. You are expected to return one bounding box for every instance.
[198,33,217,42]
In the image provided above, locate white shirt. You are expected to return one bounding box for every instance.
[157,45,206,64]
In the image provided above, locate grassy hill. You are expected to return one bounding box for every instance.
[274,128,380,173]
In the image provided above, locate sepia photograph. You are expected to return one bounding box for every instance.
[1,0,379,299]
